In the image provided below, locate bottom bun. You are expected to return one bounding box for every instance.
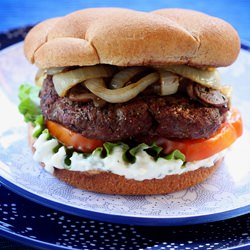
[28,125,223,195]
[53,159,222,195]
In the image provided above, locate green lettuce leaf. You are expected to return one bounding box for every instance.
[93,142,129,159]
[32,115,44,138]
[18,84,41,124]
[125,143,148,163]
[93,141,185,164]
[164,149,186,162]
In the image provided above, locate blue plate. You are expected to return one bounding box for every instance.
[0,27,250,231]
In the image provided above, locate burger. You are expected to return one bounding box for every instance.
[19,8,243,195]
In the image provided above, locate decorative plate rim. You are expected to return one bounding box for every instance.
[1,174,250,226]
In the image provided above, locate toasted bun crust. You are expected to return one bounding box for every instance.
[28,125,223,195]
[24,8,240,69]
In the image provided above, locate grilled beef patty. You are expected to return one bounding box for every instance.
[40,76,225,141]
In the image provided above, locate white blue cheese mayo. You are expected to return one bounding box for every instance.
[33,132,225,181]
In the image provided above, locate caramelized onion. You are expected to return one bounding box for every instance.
[109,67,146,89]
[84,72,159,103]
[52,65,115,96]
[35,69,46,87]
[159,71,179,95]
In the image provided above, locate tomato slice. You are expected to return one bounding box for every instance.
[46,120,104,153]
[155,107,243,162]
[46,108,243,161]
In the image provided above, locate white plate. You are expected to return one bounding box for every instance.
[0,42,250,226]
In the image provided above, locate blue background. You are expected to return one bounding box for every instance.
[0,0,250,42]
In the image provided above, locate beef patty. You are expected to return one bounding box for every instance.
[40,76,225,141]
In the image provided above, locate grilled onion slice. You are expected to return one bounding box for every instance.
[84,72,159,103]
[35,69,46,87]
[159,71,179,95]
[109,67,147,89]
[52,65,115,96]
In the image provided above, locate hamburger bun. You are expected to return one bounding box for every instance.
[21,8,242,195]
[24,8,240,69]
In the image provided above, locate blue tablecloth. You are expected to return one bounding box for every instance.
[0,1,250,249]
[1,0,250,42]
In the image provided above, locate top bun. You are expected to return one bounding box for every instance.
[24,8,240,69]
